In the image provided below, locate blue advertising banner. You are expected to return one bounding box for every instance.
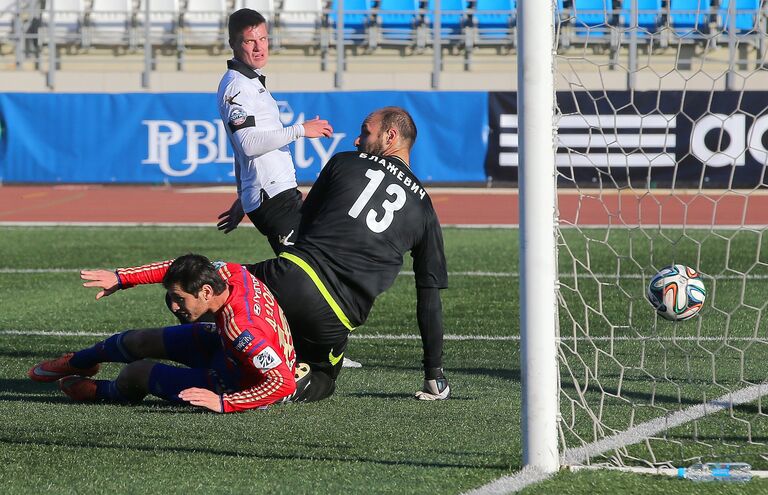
[0,91,488,184]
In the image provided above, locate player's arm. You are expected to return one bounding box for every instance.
[412,210,451,400]
[233,123,304,157]
[234,118,332,157]
[225,333,296,412]
[178,350,295,413]
[80,260,173,299]
[222,365,295,413]
[414,287,451,401]
[178,365,293,413]
[223,86,331,158]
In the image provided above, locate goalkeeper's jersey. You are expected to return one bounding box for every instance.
[116,261,297,413]
[283,150,448,327]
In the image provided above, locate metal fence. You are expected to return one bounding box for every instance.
[1,0,766,89]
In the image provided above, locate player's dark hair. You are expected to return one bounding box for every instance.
[228,8,267,48]
[378,106,417,148]
[163,254,227,296]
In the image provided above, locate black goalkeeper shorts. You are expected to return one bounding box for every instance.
[247,256,348,381]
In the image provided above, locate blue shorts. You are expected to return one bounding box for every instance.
[148,323,242,402]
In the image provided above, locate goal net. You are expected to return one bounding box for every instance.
[534,0,768,472]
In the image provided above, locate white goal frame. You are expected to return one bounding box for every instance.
[517,0,559,474]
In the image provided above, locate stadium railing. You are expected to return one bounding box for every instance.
[2,0,767,89]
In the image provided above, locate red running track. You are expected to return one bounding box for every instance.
[1,185,767,226]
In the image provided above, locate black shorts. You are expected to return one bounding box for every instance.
[246,188,303,255]
[248,256,348,380]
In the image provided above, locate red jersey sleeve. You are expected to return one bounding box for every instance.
[116,260,173,289]
[221,364,295,413]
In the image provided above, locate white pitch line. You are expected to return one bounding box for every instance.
[560,383,768,467]
[464,384,768,494]
[0,268,519,277]
[462,466,553,495]
[0,329,763,343]
[4,222,765,229]
[0,330,517,340]
[5,267,768,281]
[0,221,515,228]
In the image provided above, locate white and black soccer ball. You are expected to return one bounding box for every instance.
[646,264,706,321]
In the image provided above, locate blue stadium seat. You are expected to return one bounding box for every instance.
[423,0,469,42]
[571,0,616,40]
[322,0,373,59]
[619,0,663,35]
[327,0,372,42]
[668,0,712,39]
[718,0,761,33]
[375,0,421,45]
[473,0,515,43]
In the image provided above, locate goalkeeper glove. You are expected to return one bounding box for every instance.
[414,367,450,400]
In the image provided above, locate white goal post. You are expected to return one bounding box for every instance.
[517,0,559,474]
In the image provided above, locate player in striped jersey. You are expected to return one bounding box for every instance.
[28,254,300,413]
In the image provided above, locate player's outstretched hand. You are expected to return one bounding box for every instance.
[217,198,245,234]
[414,368,451,401]
[80,269,120,300]
[179,387,223,413]
[302,116,334,138]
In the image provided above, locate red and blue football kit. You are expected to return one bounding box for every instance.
[116,261,297,412]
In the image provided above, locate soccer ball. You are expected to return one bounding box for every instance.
[646,264,706,321]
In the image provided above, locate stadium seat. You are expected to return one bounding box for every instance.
[619,0,662,35]
[423,0,470,46]
[718,0,761,33]
[87,0,133,48]
[668,0,712,40]
[234,0,276,27]
[472,0,515,45]
[717,0,762,69]
[135,0,180,47]
[181,0,227,48]
[41,0,86,47]
[277,0,324,46]
[570,0,617,42]
[325,0,373,47]
[374,0,421,48]
[0,0,20,41]
[462,0,513,70]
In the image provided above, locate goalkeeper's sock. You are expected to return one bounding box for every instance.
[94,380,133,403]
[69,332,136,369]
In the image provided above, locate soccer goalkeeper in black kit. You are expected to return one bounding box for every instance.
[248,106,451,402]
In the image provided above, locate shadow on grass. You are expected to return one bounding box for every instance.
[344,391,473,400]
[560,378,768,417]
[0,435,511,471]
[0,378,57,396]
[0,378,210,412]
[0,349,51,359]
[354,362,520,382]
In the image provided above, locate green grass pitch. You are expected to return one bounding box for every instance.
[1,225,767,494]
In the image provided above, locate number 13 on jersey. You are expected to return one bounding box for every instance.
[347,169,407,233]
